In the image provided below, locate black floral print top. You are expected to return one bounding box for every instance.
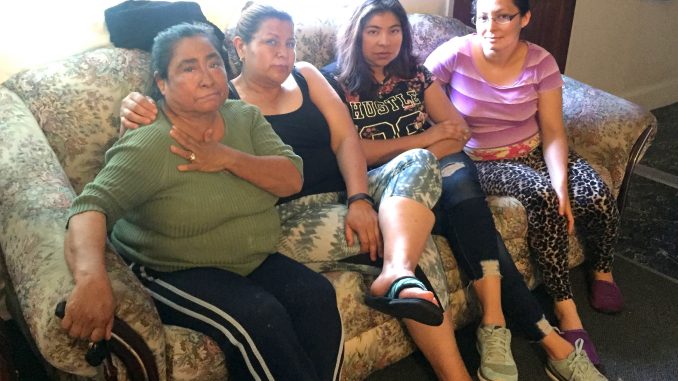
[343,65,434,141]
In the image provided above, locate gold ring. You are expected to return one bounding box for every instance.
[189,152,196,162]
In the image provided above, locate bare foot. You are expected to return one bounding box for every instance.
[370,270,438,306]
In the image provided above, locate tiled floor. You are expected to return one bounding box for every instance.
[615,103,678,280]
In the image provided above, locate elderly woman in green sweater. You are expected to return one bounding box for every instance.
[61,23,344,381]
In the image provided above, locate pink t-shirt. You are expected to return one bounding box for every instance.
[424,34,563,154]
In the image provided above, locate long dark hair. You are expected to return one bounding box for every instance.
[336,0,417,99]
[471,0,530,16]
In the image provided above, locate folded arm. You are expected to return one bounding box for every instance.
[169,124,302,197]
[424,80,470,158]
[120,93,302,197]
[358,81,470,166]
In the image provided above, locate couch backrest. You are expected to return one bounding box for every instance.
[2,48,152,194]
[408,14,474,64]
[224,13,473,77]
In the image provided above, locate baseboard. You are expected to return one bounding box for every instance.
[618,77,678,111]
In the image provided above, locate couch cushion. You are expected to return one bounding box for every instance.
[164,325,227,381]
[2,48,151,194]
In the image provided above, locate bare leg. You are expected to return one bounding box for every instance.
[554,299,583,331]
[370,196,437,303]
[472,274,506,327]
[372,196,471,380]
[593,270,614,282]
[405,310,472,381]
[555,297,602,366]
[541,324,606,379]
[541,330,575,361]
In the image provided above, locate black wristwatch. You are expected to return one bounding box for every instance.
[347,192,375,208]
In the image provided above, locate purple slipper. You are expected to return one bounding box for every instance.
[559,329,600,366]
[589,279,624,314]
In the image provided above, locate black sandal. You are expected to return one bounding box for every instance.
[364,276,444,326]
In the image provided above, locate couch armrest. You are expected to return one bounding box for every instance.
[562,77,657,207]
[0,87,166,379]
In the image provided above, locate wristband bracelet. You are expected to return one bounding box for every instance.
[347,192,375,207]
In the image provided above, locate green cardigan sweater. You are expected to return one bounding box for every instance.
[69,100,302,275]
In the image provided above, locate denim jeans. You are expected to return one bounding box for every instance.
[433,152,551,341]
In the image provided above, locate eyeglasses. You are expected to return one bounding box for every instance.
[471,12,521,25]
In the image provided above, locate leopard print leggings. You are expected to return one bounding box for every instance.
[475,147,620,301]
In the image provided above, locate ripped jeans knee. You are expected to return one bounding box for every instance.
[480,259,502,278]
[438,152,485,208]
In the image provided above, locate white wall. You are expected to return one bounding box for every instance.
[0,0,455,84]
[0,1,239,84]
[566,0,678,110]
[0,2,115,84]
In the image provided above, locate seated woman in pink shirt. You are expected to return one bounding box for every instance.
[425,0,623,372]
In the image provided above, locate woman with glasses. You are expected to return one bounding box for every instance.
[426,0,622,375]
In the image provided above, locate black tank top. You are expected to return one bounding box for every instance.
[228,69,346,203]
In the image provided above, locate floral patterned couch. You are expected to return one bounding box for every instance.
[0,13,657,381]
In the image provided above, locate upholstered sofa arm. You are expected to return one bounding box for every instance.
[0,87,166,379]
[562,77,657,209]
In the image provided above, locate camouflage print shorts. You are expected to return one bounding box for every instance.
[276,149,451,309]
